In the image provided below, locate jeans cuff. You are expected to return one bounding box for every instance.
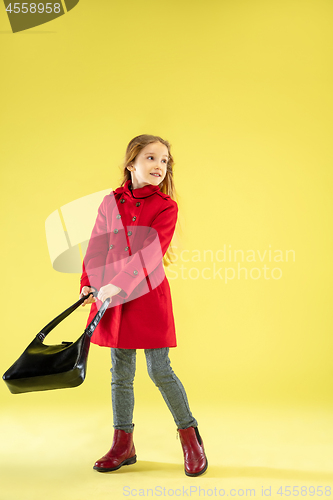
[114,424,134,433]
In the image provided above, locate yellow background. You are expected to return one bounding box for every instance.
[1,1,333,498]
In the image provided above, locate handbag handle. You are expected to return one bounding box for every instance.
[36,287,110,341]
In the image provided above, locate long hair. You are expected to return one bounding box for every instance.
[118,134,179,267]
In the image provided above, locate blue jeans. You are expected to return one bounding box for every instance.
[110,347,198,433]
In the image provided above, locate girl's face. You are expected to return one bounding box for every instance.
[128,142,169,189]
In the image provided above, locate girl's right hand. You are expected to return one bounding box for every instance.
[80,286,97,307]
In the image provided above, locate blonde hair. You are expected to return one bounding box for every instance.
[118,134,179,266]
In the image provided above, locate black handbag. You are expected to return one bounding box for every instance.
[2,288,109,394]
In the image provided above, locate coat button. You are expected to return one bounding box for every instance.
[125,246,129,251]
[120,199,125,203]
[127,231,132,236]
[136,202,140,207]
[114,229,119,233]
[133,270,138,275]
[116,214,121,219]
[109,245,114,249]
[132,216,137,221]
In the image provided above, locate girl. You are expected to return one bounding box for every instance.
[79,134,208,477]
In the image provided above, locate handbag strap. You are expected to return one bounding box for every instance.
[85,297,110,338]
[36,287,110,341]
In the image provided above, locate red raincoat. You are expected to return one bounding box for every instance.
[79,179,178,349]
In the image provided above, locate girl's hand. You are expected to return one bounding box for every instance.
[97,284,122,304]
[80,286,97,307]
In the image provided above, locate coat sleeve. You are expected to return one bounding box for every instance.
[108,201,178,299]
[79,195,109,295]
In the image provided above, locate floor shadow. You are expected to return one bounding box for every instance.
[94,461,182,475]
[93,461,333,481]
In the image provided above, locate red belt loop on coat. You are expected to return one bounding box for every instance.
[138,249,153,293]
[143,266,153,292]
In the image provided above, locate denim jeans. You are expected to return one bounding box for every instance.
[110,347,198,433]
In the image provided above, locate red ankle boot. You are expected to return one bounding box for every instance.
[177,426,208,477]
[93,425,137,472]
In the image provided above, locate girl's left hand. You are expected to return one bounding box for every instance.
[97,284,122,304]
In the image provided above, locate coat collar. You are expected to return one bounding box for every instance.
[115,179,161,199]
